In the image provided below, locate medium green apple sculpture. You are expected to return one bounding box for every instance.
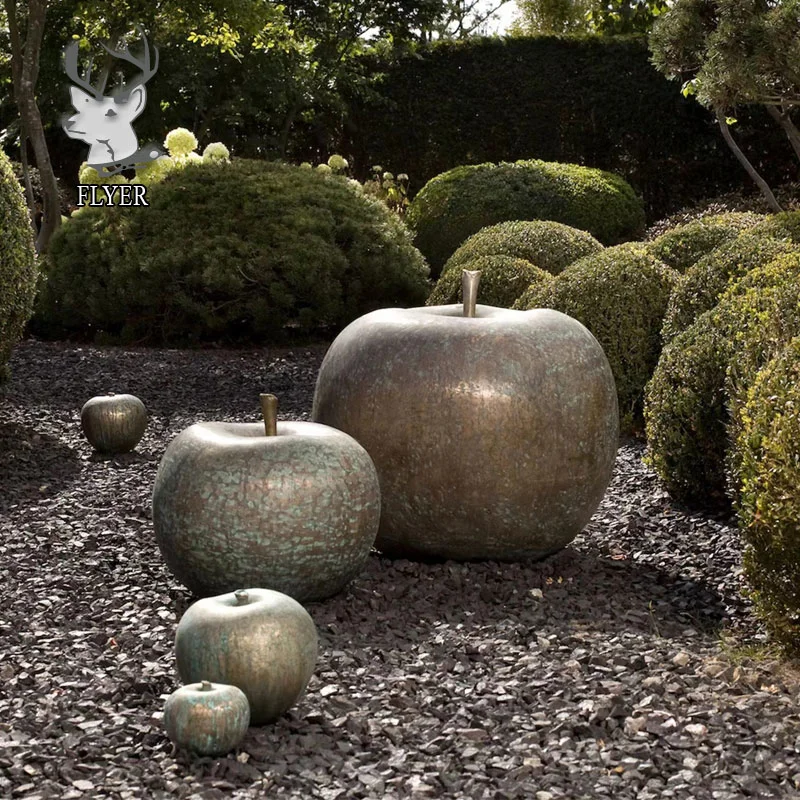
[312,270,619,561]
[175,588,317,726]
[152,394,380,602]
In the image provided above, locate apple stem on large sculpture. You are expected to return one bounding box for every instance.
[462,270,481,318]
[259,394,278,436]
[235,589,249,605]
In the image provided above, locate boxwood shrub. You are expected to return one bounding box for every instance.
[736,336,800,654]
[513,243,678,432]
[644,253,800,511]
[427,255,552,308]
[647,212,766,274]
[442,220,603,277]
[751,210,800,243]
[661,232,798,344]
[0,149,37,384]
[34,159,430,345]
[406,159,645,277]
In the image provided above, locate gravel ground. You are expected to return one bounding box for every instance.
[1,338,799,800]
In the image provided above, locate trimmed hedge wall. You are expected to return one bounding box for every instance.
[341,36,795,221]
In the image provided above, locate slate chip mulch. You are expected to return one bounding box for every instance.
[1,338,799,800]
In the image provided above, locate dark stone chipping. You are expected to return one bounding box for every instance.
[1,339,799,800]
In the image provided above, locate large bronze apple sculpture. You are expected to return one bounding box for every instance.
[152,395,380,602]
[312,270,618,561]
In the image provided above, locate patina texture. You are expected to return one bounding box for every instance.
[80,393,148,454]
[163,680,250,756]
[312,302,619,561]
[175,589,318,726]
[152,420,380,602]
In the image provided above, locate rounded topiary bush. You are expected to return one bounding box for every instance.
[0,149,37,384]
[513,243,678,432]
[736,336,800,654]
[644,253,800,511]
[34,159,430,344]
[648,212,766,273]
[661,232,798,344]
[406,159,645,277]
[751,210,800,243]
[426,255,552,308]
[442,220,603,277]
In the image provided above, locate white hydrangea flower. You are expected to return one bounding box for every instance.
[202,142,230,162]
[327,154,348,172]
[316,164,333,175]
[164,127,199,158]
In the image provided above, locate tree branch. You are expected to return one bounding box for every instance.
[715,108,782,213]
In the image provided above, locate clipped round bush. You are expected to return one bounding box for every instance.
[513,243,678,431]
[736,336,800,654]
[426,255,552,308]
[442,220,603,277]
[34,160,430,344]
[661,232,798,344]
[406,159,645,277]
[0,150,37,383]
[644,253,800,511]
[648,212,766,273]
[751,210,800,243]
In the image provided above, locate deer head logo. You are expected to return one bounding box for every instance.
[62,27,163,177]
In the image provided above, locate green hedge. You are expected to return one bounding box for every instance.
[427,255,552,308]
[0,150,37,383]
[644,253,800,511]
[34,159,430,345]
[407,159,644,276]
[661,232,797,344]
[442,220,603,277]
[736,336,800,655]
[647,213,766,274]
[341,36,794,222]
[514,243,677,432]
[751,211,800,243]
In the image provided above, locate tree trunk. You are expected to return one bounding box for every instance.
[715,109,782,213]
[765,104,800,164]
[4,0,61,253]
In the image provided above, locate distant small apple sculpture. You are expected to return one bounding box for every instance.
[152,394,380,602]
[312,269,619,561]
[163,680,250,756]
[81,392,148,454]
[175,588,318,726]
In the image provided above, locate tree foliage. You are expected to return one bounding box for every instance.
[510,0,669,35]
[650,0,800,209]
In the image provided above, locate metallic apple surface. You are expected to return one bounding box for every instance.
[175,589,317,726]
[163,680,250,755]
[311,300,618,561]
[80,393,148,454]
[152,419,380,602]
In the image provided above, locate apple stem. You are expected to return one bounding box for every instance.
[259,394,278,437]
[462,270,481,318]
[200,680,213,691]
[235,589,249,605]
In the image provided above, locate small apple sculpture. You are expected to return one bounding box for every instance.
[175,588,318,726]
[152,394,380,602]
[312,269,619,561]
[81,392,148,454]
[163,680,250,756]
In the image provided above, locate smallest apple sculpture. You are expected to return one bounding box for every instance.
[176,588,318,726]
[163,680,250,756]
[81,392,148,454]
